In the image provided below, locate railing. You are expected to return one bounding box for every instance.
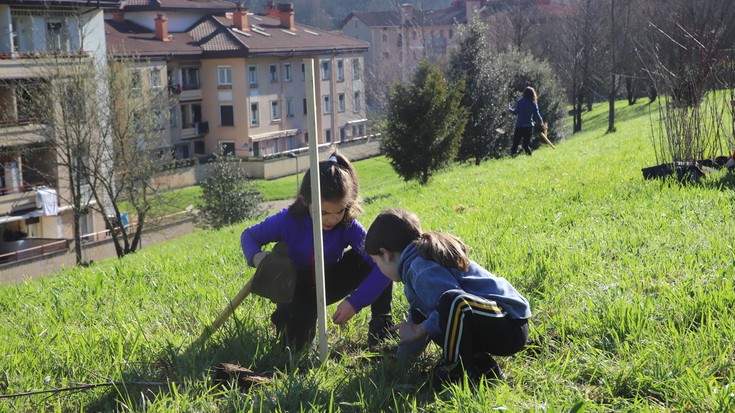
[0,239,69,264]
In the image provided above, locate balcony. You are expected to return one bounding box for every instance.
[0,186,38,217]
[181,121,208,140]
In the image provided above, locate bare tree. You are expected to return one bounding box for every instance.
[10,52,105,265]
[85,56,173,257]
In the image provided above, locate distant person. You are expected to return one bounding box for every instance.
[365,208,532,387]
[509,86,546,156]
[241,151,394,351]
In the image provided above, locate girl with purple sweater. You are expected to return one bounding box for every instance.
[241,152,393,350]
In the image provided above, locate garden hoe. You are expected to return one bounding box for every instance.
[538,123,556,149]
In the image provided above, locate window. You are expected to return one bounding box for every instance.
[194,140,205,154]
[150,69,162,90]
[321,60,331,80]
[338,93,345,112]
[352,59,360,80]
[382,33,388,43]
[301,62,306,80]
[248,65,257,86]
[46,20,68,52]
[250,102,259,126]
[353,91,361,112]
[182,67,200,90]
[397,33,402,47]
[284,63,292,82]
[169,107,177,127]
[358,124,365,136]
[130,70,142,91]
[269,64,278,82]
[323,95,331,114]
[217,66,232,87]
[286,98,294,117]
[153,110,164,130]
[270,100,281,121]
[220,142,235,156]
[220,105,234,126]
[325,129,331,142]
[303,97,307,115]
[337,60,344,81]
[340,127,346,142]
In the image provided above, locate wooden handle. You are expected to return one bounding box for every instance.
[195,279,253,345]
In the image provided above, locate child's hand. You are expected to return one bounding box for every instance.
[392,321,427,345]
[332,300,356,324]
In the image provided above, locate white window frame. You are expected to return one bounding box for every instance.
[248,65,257,86]
[270,100,281,121]
[150,68,162,90]
[336,59,344,81]
[321,60,331,80]
[284,63,292,82]
[338,93,345,112]
[353,91,361,112]
[250,102,259,126]
[352,59,360,80]
[217,65,232,87]
[286,97,294,118]
[269,64,278,82]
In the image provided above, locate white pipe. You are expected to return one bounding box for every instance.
[304,57,328,361]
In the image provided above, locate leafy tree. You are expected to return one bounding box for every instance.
[449,18,510,165]
[383,61,467,184]
[198,153,263,229]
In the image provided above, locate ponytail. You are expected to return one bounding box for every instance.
[414,232,470,271]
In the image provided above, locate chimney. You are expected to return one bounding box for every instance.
[113,10,125,23]
[233,5,250,31]
[276,3,295,31]
[154,13,170,42]
[264,1,277,17]
[400,4,413,25]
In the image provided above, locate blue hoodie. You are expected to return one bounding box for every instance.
[509,97,543,128]
[397,243,532,337]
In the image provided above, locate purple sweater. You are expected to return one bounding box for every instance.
[241,208,390,311]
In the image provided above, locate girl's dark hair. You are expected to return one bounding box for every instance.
[523,86,538,103]
[287,150,363,226]
[365,208,470,272]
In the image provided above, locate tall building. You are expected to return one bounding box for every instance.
[0,0,116,263]
[106,0,370,160]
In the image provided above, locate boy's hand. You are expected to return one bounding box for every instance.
[332,300,356,324]
[392,321,427,345]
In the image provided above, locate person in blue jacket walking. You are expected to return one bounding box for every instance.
[365,208,531,387]
[509,86,545,156]
[241,151,393,350]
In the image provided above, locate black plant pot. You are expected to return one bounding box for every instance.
[641,162,705,183]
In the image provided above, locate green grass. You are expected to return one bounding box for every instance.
[2,99,735,412]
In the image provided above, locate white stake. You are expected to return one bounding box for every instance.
[304,58,328,361]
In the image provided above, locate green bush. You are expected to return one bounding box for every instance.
[197,154,263,229]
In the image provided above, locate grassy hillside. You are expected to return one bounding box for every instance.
[1,100,734,412]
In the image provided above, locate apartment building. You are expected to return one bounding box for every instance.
[0,0,116,264]
[107,0,370,160]
[339,0,571,107]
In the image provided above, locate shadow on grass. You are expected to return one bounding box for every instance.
[85,317,297,411]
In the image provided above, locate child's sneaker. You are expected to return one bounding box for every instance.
[471,352,505,382]
[367,315,395,347]
[432,360,465,389]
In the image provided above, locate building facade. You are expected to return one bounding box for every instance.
[107,0,370,161]
[0,0,116,263]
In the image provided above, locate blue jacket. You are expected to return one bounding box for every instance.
[397,243,532,337]
[241,208,390,312]
[509,98,543,128]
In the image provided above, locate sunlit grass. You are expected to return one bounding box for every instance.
[1,99,734,411]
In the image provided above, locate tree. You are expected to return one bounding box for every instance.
[84,56,174,258]
[449,18,510,164]
[197,153,263,229]
[383,61,467,184]
[8,52,105,265]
